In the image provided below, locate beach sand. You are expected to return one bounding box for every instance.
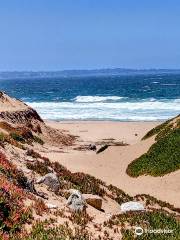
[45,121,180,208]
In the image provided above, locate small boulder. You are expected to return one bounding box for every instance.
[20,167,32,174]
[67,189,86,211]
[120,201,145,212]
[89,144,97,151]
[26,179,37,193]
[46,203,58,209]
[83,194,102,210]
[26,157,35,162]
[26,179,48,199]
[36,173,60,192]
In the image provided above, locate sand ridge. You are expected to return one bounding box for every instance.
[0,91,29,112]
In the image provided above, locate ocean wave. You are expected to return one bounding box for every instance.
[27,99,180,110]
[161,84,178,86]
[73,95,124,102]
[26,99,180,121]
[21,97,32,101]
[148,98,156,102]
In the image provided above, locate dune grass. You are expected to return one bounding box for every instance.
[127,117,180,177]
[105,210,180,240]
[0,121,44,147]
[142,115,179,140]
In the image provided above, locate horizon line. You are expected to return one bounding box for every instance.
[1,68,180,72]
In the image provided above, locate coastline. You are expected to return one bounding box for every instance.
[43,120,180,207]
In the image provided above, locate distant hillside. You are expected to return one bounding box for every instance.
[1,68,180,79]
[127,115,180,177]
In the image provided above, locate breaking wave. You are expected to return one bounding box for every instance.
[73,96,124,102]
[26,98,180,121]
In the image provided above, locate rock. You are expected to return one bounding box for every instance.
[36,173,60,192]
[22,168,32,174]
[67,189,86,211]
[96,144,109,154]
[26,179,37,193]
[120,201,145,212]
[105,213,112,220]
[83,194,102,210]
[26,157,35,162]
[47,166,54,173]
[26,179,48,199]
[88,144,97,151]
[17,166,32,174]
[46,203,58,209]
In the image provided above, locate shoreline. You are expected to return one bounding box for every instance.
[45,119,165,123]
[46,120,163,123]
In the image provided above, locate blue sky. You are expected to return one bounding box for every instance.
[0,0,180,70]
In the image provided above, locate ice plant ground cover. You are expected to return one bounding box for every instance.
[0,152,32,238]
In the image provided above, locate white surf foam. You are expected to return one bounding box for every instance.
[73,96,124,102]
[26,99,180,121]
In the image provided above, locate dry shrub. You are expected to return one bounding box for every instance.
[26,160,51,176]
[69,210,93,226]
[33,199,48,216]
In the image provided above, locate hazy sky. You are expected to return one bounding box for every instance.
[0,0,180,70]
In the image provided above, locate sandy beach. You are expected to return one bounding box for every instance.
[45,121,180,208]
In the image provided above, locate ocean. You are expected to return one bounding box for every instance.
[0,74,180,121]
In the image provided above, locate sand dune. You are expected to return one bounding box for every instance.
[0,91,28,111]
[46,121,180,208]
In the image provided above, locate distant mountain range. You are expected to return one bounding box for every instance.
[0,68,180,79]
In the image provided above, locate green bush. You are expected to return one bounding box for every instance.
[10,132,25,143]
[26,160,51,176]
[0,132,5,142]
[33,135,44,145]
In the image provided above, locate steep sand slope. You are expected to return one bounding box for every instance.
[0,91,74,146]
[0,91,31,111]
[0,91,43,124]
